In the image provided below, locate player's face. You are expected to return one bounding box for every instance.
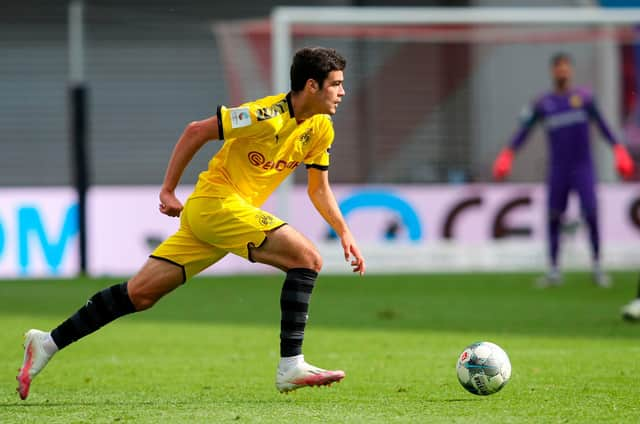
[316,70,345,115]
[552,59,573,87]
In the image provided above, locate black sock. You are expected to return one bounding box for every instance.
[280,268,317,357]
[50,282,136,350]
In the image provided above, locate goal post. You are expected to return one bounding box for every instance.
[271,5,640,94]
[270,6,640,219]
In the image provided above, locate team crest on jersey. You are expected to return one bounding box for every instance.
[298,128,313,146]
[230,107,251,129]
[256,213,275,227]
[570,94,583,108]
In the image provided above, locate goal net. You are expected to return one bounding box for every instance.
[212,7,640,272]
[214,7,640,186]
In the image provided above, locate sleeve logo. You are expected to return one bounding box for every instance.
[230,107,252,129]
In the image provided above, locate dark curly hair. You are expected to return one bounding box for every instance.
[290,47,346,92]
[550,52,573,67]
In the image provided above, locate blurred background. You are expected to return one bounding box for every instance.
[2,0,640,277]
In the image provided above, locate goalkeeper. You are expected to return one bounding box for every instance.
[493,52,634,287]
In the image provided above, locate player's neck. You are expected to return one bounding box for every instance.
[553,82,571,94]
[289,91,315,122]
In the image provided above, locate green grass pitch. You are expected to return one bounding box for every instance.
[1,272,639,423]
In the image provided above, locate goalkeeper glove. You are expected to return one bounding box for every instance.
[493,148,514,180]
[613,144,635,180]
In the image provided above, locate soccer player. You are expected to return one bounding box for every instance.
[493,52,634,287]
[16,47,365,400]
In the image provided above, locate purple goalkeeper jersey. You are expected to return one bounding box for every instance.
[509,87,617,180]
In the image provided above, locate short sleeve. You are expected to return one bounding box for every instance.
[304,117,334,170]
[217,104,261,140]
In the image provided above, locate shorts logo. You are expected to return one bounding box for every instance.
[256,213,275,226]
[247,151,300,172]
[230,107,252,129]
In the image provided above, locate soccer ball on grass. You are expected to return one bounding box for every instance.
[456,341,511,396]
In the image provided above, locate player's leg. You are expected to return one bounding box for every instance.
[185,195,344,392]
[16,258,183,400]
[621,274,640,321]
[250,224,322,357]
[575,173,610,287]
[17,203,223,400]
[539,178,569,287]
[51,257,185,349]
[249,225,345,392]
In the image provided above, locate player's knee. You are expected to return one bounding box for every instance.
[127,282,160,311]
[582,208,597,222]
[548,210,563,223]
[303,250,323,273]
[127,290,157,311]
[134,295,158,311]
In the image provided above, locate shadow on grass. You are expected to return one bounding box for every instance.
[0,272,638,340]
[423,398,482,403]
[0,400,156,407]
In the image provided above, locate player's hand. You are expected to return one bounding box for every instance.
[613,144,635,180]
[492,148,514,181]
[340,232,365,276]
[159,189,183,217]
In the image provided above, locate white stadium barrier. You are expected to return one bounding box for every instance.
[2,184,638,277]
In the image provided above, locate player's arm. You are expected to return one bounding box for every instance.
[159,116,220,217]
[586,97,634,179]
[493,102,541,180]
[306,167,365,275]
[586,97,617,145]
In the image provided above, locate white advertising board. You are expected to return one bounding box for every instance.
[1,185,638,278]
[87,184,640,276]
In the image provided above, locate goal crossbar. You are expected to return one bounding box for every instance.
[271,6,640,92]
[269,6,640,219]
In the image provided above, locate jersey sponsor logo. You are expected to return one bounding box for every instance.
[247,151,300,172]
[230,107,251,129]
[544,109,587,130]
[256,98,288,121]
[248,151,266,166]
[570,94,583,108]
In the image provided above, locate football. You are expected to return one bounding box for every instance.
[456,341,511,396]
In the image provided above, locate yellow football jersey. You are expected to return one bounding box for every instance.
[191,92,334,206]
